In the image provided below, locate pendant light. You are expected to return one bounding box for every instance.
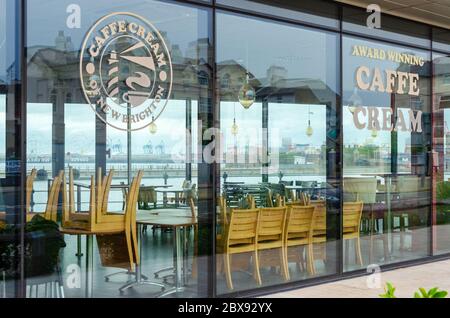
[231,103,239,135]
[239,43,255,109]
[306,105,313,137]
[371,129,378,138]
[238,73,256,109]
[148,116,157,134]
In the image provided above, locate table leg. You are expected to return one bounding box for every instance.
[157,226,185,297]
[119,224,165,294]
[85,235,93,298]
[183,227,188,285]
[76,235,83,257]
[76,186,83,258]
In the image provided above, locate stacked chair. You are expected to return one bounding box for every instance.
[27,169,62,222]
[97,171,143,290]
[220,191,364,290]
[61,167,124,232]
[61,168,145,287]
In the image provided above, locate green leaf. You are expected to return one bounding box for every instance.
[379,282,396,298]
[428,287,438,297]
[432,291,448,298]
[419,288,428,298]
[414,292,421,298]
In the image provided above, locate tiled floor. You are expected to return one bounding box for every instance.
[265,259,450,298]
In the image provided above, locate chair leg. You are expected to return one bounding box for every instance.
[280,248,288,281]
[400,215,406,250]
[308,244,316,275]
[355,237,363,266]
[216,253,224,276]
[224,253,233,290]
[253,250,262,286]
[283,247,290,281]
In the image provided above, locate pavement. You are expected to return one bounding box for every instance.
[264,259,450,298]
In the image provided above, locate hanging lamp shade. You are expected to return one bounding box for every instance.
[306,125,313,137]
[148,116,157,134]
[238,83,256,109]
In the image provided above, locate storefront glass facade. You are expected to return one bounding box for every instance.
[0,0,449,298]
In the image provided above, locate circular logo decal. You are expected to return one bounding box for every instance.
[80,12,173,131]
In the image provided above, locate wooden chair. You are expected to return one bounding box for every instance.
[343,201,364,266]
[27,171,62,222]
[216,196,228,276]
[121,182,128,210]
[222,208,260,290]
[256,207,288,282]
[138,186,157,209]
[265,188,274,207]
[61,167,94,228]
[284,205,315,279]
[168,180,189,204]
[97,171,144,288]
[275,194,285,207]
[247,194,256,209]
[310,199,327,275]
[62,168,128,232]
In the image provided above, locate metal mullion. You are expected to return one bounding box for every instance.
[18,0,27,299]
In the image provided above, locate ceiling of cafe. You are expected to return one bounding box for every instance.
[335,0,450,29]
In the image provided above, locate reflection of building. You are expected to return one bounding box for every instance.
[434,55,450,109]
[26,32,212,173]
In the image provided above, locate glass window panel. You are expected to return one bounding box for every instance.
[26,0,211,298]
[433,52,450,255]
[343,35,431,271]
[27,103,52,213]
[216,11,339,295]
[216,0,339,29]
[433,28,450,54]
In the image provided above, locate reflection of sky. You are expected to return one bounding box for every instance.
[343,36,429,154]
[217,12,338,90]
[343,36,430,105]
[27,103,52,155]
[220,102,327,149]
[26,0,208,58]
[27,100,198,157]
[11,2,428,160]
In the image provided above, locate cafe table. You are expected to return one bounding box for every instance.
[285,184,327,198]
[133,211,197,297]
[69,182,172,257]
[359,173,414,260]
[155,188,186,208]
